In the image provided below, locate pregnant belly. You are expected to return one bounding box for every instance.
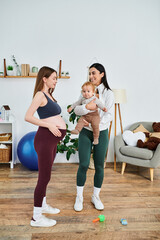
[43,115,66,129]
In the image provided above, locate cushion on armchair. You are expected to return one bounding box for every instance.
[122,130,146,147]
[133,124,149,133]
[120,146,153,160]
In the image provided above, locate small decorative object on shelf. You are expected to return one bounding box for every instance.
[61,71,70,77]
[12,55,21,76]
[65,71,69,76]
[7,65,14,76]
[58,60,70,79]
[32,66,38,73]
[1,105,11,121]
[0,72,3,76]
[29,66,38,77]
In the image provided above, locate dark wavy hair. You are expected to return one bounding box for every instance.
[89,63,111,90]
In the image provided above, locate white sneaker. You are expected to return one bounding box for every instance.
[91,195,104,210]
[42,204,60,214]
[74,195,83,211]
[30,215,56,227]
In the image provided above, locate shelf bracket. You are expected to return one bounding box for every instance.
[59,60,62,78]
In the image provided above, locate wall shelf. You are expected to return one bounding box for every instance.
[0,59,70,79]
[0,75,70,79]
[58,76,70,79]
[0,76,35,78]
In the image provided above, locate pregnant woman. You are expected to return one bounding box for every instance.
[25,66,66,227]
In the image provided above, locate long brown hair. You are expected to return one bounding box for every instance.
[33,66,57,99]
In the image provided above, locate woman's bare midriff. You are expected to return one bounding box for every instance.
[43,114,66,129]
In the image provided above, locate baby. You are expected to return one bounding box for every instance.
[68,82,107,145]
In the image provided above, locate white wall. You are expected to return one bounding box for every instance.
[0,0,160,162]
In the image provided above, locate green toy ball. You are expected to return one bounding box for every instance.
[99,215,105,222]
[93,214,105,223]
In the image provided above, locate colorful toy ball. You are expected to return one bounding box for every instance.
[93,215,105,223]
[120,219,128,225]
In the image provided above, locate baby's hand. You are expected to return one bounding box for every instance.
[67,107,73,113]
[103,107,107,112]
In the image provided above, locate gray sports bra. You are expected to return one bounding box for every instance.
[37,92,61,119]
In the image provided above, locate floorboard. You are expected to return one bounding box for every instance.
[0,163,160,240]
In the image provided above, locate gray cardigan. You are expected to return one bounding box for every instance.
[71,95,105,112]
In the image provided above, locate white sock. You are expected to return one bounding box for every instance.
[42,196,47,208]
[93,186,101,197]
[33,206,42,221]
[76,186,84,198]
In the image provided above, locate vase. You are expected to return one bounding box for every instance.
[32,67,38,73]
[16,66,21,76]
[7,70,14,76]
[54,152,79,163]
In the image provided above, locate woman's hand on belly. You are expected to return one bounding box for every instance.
[48,123,62,137]
[43,115,66,130]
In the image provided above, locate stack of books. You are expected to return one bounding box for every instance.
[21,64,30,76]
[29,72,37,77]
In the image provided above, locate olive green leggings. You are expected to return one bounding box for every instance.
[77,128,109,188]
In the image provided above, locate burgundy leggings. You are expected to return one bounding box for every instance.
[34,127,66,207]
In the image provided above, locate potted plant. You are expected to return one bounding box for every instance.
[65,72,69,76]
[7,66,14,76]
[56,105,80,160]
[56,125,78,160]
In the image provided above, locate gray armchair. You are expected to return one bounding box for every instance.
[114,122,160,181]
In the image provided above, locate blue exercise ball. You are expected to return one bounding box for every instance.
[17,131,38,170]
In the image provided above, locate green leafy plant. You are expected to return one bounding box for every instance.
[12,55,19,67]
[56,105,80,160]
[67,104,80,124]
[7,65,13,70]
[12,55,21,76]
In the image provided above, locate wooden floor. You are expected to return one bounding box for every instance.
[0,163,160,240]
